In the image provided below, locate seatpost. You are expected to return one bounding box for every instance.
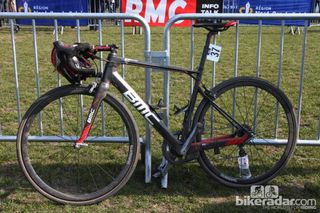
[180,31,215,141]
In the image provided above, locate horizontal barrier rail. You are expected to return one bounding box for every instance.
[0,135,130,143]
[0,12,151,50]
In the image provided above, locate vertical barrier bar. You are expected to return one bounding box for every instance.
[233,21,240,78]
[145,32,152,184]
[32,19,43,135]
[76,19,85,129]
[274,20,285,138]
[145,66,152,184]
[253,20,262,132]
[189,21,195,94]
[120,19,126,136]
[98,19,106,136]
[210,35,217,137]
[160,25,172,188]
[10,19,21,123]
[232,21,240,130]
[54,19,64,135]
[296,20,308,138]
[120,20,125,78]
[211,36,217,88]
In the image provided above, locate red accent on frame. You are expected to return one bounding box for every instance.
[192,133,249,148]
[51,48,56,65]
[76,124,92,144]
[93,45,112,52]
[224,21,237,28]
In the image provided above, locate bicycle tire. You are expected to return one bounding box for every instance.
[17,85,140,205]
[194,77,297,187]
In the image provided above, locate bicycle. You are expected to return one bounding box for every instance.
[16,21,297,205]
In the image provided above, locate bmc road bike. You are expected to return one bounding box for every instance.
[16,21,297,205]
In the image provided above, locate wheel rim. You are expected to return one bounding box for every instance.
[198,81,294,184]
[19,89,137,201]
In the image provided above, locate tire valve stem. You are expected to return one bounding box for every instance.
[238,146,252,179]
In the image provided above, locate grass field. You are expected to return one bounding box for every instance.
[0,22,320,212]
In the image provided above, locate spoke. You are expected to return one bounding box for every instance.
[242,86,250,125]
[85,145,117,181]
[254,106,280,132]
[77,150,80,189]
[250,145,268,173]
[255,127,284,135]
[216,92,232,115]
[234,97,247,125]
[249,138,281,170]
[253,90,271,128]
[59,149,74,162]
[248,145,255,170]
[205,124,233,132]
[34,145,73,162]
[84,162,99,191]
[30,142,71,147]
[219,146,238,167]
[95,163,116,181]
[36,109,76,141]
[246,86,257,126]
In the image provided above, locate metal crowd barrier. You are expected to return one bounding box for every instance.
[1,12,320,188]
[0,12,153,183]
[155,13,320,188]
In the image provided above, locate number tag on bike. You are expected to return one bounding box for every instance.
[207,44,222,62]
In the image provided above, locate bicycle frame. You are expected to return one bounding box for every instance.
[75,31,252,155]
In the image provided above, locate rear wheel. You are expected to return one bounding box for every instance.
[17,85,139,205]
[194,77,297,187]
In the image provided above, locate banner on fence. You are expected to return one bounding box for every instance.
[16,0,88,26]
[229,0,313,26]
[121,0,197,27]
[196,0,224,23]
[122,0,313,27]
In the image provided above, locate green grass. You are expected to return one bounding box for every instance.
[0,23,320,212]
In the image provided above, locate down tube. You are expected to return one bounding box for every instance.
[111,72,182,151]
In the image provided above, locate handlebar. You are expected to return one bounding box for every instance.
[92,44,118,53]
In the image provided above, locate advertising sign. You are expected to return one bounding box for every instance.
[16,0,88,26]
[196,0,224,23]
[121,0,197,27]
[229,0,313,26]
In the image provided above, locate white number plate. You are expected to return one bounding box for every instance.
[207,44,222,62]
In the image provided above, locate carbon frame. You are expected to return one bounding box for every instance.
[75,31,251,154]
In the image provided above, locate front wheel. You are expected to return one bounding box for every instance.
[194,77,297,187]
[17,85,140,205]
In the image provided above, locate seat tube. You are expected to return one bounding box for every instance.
[181,31,214,140]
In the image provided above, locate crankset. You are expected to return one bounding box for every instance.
[162,140,199,165]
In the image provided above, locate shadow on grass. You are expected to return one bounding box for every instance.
[0,158,319,206]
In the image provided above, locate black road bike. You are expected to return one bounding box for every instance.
[16,21,297,205]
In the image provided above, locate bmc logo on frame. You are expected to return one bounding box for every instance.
[236,185,317,210]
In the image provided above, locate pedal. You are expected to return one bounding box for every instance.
[152,160,169,178]
[173,101,189,115]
